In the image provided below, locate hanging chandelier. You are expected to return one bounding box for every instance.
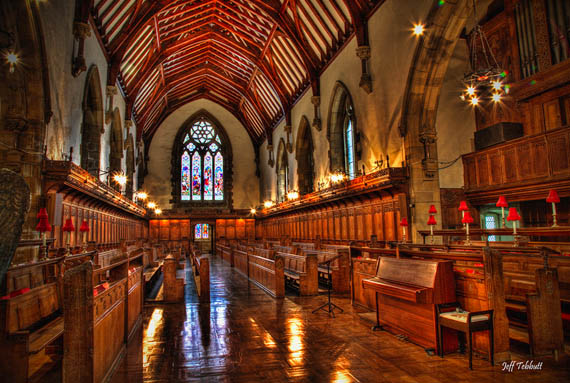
[460,0,508,106]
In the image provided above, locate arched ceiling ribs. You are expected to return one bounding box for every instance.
[91,0,383,146]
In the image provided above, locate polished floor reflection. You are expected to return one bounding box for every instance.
[110,255,570,383]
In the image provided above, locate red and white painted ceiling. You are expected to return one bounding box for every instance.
[77,0,382,145]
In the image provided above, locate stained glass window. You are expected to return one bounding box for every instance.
[180,117,225,202]
[192,152,201,200]
[204,152,213,200]
[345,119,355,179]
[214,152,223,200]
[181,152,191,201]
[195,224,209,239]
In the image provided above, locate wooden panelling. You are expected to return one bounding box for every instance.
[463,127,570,201]
[257,194,406,243]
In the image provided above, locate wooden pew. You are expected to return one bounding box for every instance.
[233,248,249,277]
[253,247,275,260]
[363,257,457,354]
[302,248,350,294]
[0,257,65,383]
[247,252,285,298]
[277,252,318,295]
[63,258,128,383]
[190,248,210,302]
[163,254,185,302]
[125,248,144,341]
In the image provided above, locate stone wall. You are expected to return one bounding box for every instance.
[144,99,259,210]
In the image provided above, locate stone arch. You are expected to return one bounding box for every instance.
[295,116,314,195]
[327,81,357,176]
[125,134,135,199]
[170,109,234,209]
[399,0,472,220]
[109,108,123,186]
[276,138,288,202]
[80,65,104,176]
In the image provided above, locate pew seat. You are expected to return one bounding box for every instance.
[0,282,62,382]
[28,316,64,354]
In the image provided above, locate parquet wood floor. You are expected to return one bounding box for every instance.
[107,255,569,383]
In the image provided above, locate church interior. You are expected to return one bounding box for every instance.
[1,0,570,381]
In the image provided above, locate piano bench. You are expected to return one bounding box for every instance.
[437,303,494,370]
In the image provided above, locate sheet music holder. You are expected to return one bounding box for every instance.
[312,253,344,317]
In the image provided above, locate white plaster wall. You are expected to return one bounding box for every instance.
[260,0,432,199]
[144,99,259,210]
[436,40,477,189]
[39,0,137,189]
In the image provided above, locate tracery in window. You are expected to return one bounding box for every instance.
[180,118,224,201]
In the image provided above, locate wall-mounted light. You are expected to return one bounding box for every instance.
[147,201,157,209]
[412,23,425,37]
[263,200,274,209]
[250,208,257,215]
[154,208,162,215]
[329,173,346,184]
[287,190,299,200]
[135,191,148,200]
[113,172,127,186]
[5,51,18,73]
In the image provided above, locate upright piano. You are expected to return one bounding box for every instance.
[363,257,457,353]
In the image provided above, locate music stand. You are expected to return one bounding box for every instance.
[312,254,344,317]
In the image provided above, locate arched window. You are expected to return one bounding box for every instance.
[80,66,104,177]
[276,139,288,202]
[327,82,358,179]
[172,112,232,208]
[295,116,314,195]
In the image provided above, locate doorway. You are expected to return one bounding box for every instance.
[194,223,213,253]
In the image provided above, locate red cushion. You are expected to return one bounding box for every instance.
[562,313,570,321]
[9,287,31,298]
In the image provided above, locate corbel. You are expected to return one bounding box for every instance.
[419,125,438,179]
[356,45,372,93]
[72,21,91,77]
[311,79,321,131]
[284,110,293,153]
[124,120,133,147]
[105,85,117,124]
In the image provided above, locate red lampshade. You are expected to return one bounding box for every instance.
[37,207,48,219]
[458,201,469,211]
[462,211,474,224]
[427,215,437,226]
[400,217,408,227]
[36,219,51,233]
[496,195,508,208]
[35,208,51,233]
[428,205,437,214]
[507,207,521,222]
[79,220,89,233]
[546,189,560,203]
[62,218,75,232]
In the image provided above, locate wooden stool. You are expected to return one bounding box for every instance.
[437,303,494,370]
